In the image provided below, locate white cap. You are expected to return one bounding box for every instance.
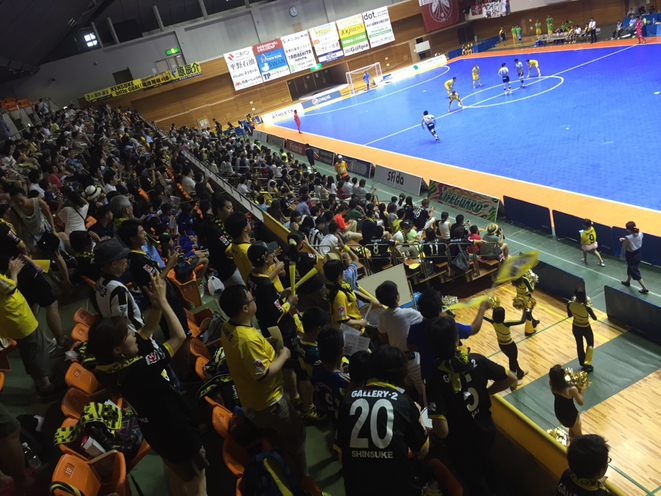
[337,154,343,159]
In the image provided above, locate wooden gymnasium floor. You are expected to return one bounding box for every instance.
[454,287,661,495]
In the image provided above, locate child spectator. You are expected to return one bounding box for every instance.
[580,218,605,267]
[557,435,610,496]
[296,307,329,422]
[312,327,350,425]
[467,224,483,254]
[70,230,100,281]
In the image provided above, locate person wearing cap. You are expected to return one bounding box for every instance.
[482,223,509,260]
[247,241,303,407]
[218,285,308,478]
[334,155,348,179]
[207,193,242,288]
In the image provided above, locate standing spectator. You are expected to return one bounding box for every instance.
[426,316,516,496]
[589,17,597,43]
[557,435,610,496]
[218,285,308,477]
[620,221,648,294]
[207,194,242,287]
[310,326,348,425]
[88,275,208,496]
[334,155,348,180]
[294,110,301,134]
[304,144,318,169]
[336,345,429,496]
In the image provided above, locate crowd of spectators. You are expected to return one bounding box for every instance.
[0,104,611,496]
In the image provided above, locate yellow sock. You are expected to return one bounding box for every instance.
[585,346,593,365]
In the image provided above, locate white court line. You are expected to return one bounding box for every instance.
[307,66,451,116]
[363,44,635,146]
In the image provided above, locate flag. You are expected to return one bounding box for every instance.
[419,0,460,33]
[494,250,539,285]
[446,294,490,311]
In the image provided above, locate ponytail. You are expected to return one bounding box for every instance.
[626,221,639,234]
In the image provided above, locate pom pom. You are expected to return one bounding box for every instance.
[442,295,459,308]
[489,295,501,309]
[547,427,569,446]
[564,368,591,392]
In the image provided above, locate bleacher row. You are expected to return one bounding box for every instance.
[1,97,38,112]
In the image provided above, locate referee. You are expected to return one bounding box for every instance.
[589,17,597,43]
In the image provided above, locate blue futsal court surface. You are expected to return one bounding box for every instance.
[277,44,661,211]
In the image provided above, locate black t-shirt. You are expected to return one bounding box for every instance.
[360,219,376,245]
[556,469,610,496]
[412,208,430,230]
[119,334,201,463]
[127,250,180,303]
[305,148,315,165]
[337,381,429,496]
[195,181,208,198]
[0,223,22,258]
[206,219,237,280]
[75,252,101,281]
[450,223,468,238]
[426,354,508,445]
[282,251,323,294]
[139,175,153,192]
[89,220,114,241]
[422,241,448,262]
[246,271,297,340]
[366,238,395,266]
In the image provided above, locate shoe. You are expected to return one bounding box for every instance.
[435,137,439,141]
[621,280,631,287]
[47,338,57,354]
[582,365,594,373]
[520,370,529,379]
[291,395,303,409]
[524,330,537,336]
[301,406,326,423]
[510,380,522,391]
[600,263,605,267]
[532,319,540,328]
[639,288,649,294]
[36,381,67,398]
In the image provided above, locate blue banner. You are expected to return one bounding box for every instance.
[301,90,343,109]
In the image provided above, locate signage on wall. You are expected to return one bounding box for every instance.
[301,90,342,109]
[308,22,344,63]
[418,0,460,32]
[374,164,424,196]
[428,180,499,222]
[223,47,263,90]
[337,14,370,56]
[165,46,180,55]
[362,7,395,48]
[253,39,291,81]
[280,31,317,73]
[342,154,373,178]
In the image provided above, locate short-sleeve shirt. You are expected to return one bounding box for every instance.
[0,223,22,258]
[297,340,319,379]
[377,307,423,351]
[366,238,395,265]
[0,273,38,340]
[579,226,596,245]
[89,220,114,241]
[427,354,508,444]
[311,363,350,418]
[247,272,298,340]
[556,469,609,496]
[221,321,283,411]
[337,380,429,496]
[206,219,237,280]
[331,288,362,331]
[305,148,316,165]
[96,273,144,331]
[282,250,323,294]
[127,250,180,304]
[233,241,253,282]
[119,335,201,464]
[498,67,509,79]
[412,208,430,230]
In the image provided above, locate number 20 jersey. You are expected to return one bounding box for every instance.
[337,380,429,496]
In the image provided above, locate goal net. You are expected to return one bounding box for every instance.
[346,62,382,96]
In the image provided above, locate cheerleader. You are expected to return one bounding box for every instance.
[580,219,605,267]
[567,288,597,373]
[512,273,540,335]
[549,365,584,442]
[484,307,529,389]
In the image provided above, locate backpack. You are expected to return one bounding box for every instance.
[243,450,307,496]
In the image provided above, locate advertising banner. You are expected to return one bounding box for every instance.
[110,78,143,97]
[281,31,317,73]
[337,14,370,56]
[428,180,499,221]
[309,23,344,63]
[343,155,373,178]
[223,47,263,90]
[261,103,304,124]
[312,146,335,166]
[374,164,423,196]
[253,39,290,82]
[141,71,172,90]
[301,90,343,109]
[285,139,306,155]
[267,134,286,149]
[362,7,396,48]
[419,0,460,32]
[252,129,268,143]
[171,62,202,81]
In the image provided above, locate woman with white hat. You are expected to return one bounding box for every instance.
[481,223,509,260]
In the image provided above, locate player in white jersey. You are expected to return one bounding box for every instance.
[514,58,526,88]
[421,111,440,141]
[498,62,512,95]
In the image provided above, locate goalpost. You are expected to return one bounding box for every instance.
[346,62,382,96]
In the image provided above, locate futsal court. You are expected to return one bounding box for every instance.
[263,40,661,495]
[265,40,661,233]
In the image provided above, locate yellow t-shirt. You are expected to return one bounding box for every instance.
[580,226,596,246]
[472,66,479,79]
[528,60,539,67]
[0,274,38,340]
[444,80,454,90]
[335,161,348,176]
[221,321,283,411]
[450,93,460,102]
[331,287,362,332]
[234,242,253,282]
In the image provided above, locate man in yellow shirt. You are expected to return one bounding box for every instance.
[334,155,348,179]
[0,257,56,395]
[218,285,308,477]
[472,64,482,88]
[526,59,541,77]
[444,77,456,97]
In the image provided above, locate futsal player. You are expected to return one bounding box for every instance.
[448,91,464,112]
[421,111,439,141]
[546,15,554,35]
[514,58,526,88]
[535,19,542,37]
[527,59,541,77]
[444,77,456,98]
[498,62,511,95]
[363,71,370,91]
[472,63,482,88]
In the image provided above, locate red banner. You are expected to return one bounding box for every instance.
[419,0,460,32]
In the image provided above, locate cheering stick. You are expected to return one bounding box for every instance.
[294,268,318,290]
[289,263,297,296]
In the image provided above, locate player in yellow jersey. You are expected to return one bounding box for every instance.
[535,20,542,37]
[448,90,464,112]
[444,77,456,98]
[526,59,541,77]
[579,219,605,266]
[472,64,481,88]
[566,288,597,372]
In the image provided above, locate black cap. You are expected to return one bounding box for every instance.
[247,240,279,265]
[94,238,130,265]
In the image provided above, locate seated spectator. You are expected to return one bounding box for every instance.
[312,327,350,425]
[88,275,208,495]
[421,228,448,263]
[557,434,611,496]
[57,186,90,236]
[450,214,470,238]
[467,224,485,254]
[181,166,195,195]
[365,226,397,267]
[88,204,114,241]
[355,179,376,201]
[294,195,311,217]
[218,285,308,477]
[393,221,420,259]
[336,345,429,496]
[412,198,436,231]
[481,222,509,259]
[359,208,377,245]
[70,231,100,282]
[319,222,343,257]
[391,208,405,234]
[334,202,361,242]
[324,259,373,333]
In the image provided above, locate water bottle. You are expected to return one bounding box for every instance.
[22,442,41,469]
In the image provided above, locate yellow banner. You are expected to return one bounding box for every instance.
[141,71,173,89]
[493,250,539,285]
[110,78,143,97]
[84,88,112,102]
[339,22,366,38]
[171,62,202,81]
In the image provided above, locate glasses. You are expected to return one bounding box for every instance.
[245,297,256,306]
[608,456,612,464]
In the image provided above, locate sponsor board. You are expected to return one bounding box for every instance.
[266,134,286,149]
[309,22,344,63]
[362,7,395,48]
[337,14,370,56]
[224,47,263,90]
[280,31,317,73]
[374,164,423,196]
[313,146,335,166]
[342,155,373,178]
[285,139,306,155]
[252,129,268,143]
[301,90,343,109]
[253,39,290,82]
[260,103,304,124]
[428,180,499,221]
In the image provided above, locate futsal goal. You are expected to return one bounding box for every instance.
[346,62,382,96]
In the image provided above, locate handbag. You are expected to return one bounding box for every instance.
[451,249,470,272]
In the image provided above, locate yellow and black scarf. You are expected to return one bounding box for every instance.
[438,349,471,394]
[96,356,141,374]
[570,472,609,493]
